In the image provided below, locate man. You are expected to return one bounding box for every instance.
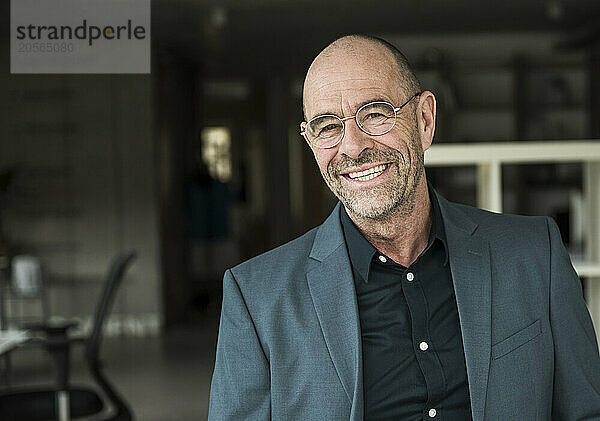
[208,35,600,420]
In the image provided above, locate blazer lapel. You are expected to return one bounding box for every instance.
[306,203,364,421]
[434,190,492,421]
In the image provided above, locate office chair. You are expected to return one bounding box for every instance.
[0,251,137,421]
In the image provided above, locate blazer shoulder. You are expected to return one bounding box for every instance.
[444,200,551,244]
[229,225,320,283]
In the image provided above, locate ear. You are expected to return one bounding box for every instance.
[300,122,312,149]
[417,91,436,151]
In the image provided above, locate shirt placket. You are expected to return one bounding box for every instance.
[401,266,446,420]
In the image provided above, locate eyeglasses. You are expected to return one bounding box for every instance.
[300,92,421,149]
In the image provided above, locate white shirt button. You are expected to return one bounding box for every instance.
[378,255,387,263]
[406,272,414,281]
[428,408,437,418]
[419,341,429,351]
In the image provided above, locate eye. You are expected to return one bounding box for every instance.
[309,116,343,138]
[360,112,391,127]
[318,123,342,136]
[364,112,386,121]
[358,103,395,126]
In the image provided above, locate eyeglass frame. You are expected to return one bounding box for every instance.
[300,91,422,149]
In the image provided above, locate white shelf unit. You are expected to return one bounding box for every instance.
[425,140,600,337]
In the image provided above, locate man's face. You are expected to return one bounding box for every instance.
[302,45,429,221]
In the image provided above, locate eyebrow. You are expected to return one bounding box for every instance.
[309,97,391,120]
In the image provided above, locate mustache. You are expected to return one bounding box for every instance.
[328,149,404,176]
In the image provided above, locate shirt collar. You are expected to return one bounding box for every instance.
[340,179,449,283]
[429,181,449,267]
[340,202,377,283]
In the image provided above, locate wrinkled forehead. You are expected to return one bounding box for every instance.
[303,46,402,119]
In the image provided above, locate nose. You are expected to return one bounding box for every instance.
[338,118,374,158]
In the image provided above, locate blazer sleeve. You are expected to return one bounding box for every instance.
[547,217,600,419]
[208,269,271,420]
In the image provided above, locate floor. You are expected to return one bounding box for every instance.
[5,299,221,421]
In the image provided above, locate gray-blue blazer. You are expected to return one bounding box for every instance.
[208,189,600,420]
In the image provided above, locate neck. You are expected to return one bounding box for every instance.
[346,178,432,267]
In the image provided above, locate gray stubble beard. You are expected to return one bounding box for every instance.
[323,134,424,222]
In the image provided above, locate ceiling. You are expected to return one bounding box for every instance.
[152,0,600,75]
[1,0,598,75]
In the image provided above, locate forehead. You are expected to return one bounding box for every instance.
[303,45,402,118]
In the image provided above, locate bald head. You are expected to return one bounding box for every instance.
[302,35,421,119]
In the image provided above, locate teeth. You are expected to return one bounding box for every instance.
[348,164,387,181]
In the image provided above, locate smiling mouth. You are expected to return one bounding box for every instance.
[344,164,389,181]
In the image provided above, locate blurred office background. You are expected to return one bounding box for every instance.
[0,0,599,419]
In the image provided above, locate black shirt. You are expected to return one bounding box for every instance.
[340,182,472,421]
